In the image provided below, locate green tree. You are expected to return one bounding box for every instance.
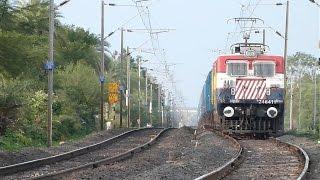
[285,52,320,137]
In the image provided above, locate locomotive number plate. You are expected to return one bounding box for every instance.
[257,100,283,104]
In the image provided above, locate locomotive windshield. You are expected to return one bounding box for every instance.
[227,62,248,76]
[254,62,275,77]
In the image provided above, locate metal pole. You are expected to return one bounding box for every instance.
[161,91,164,127]
[100,0,105,131]
[284,1,289,67]
[298,67,302,130]
[138,58,141,128]
[289,74,293,130]
[313,67,317,134]
[262,29,266,46]
[126,46,131,128]
[149,83,153,126]
[119,28,124,128]
[161,105,164,127]
[145,72,148,106]
[168,92,171,127]
[145,72,149,126]
[119,86,123,128]
[284,1,290,130]
[284,0,289,83]
[47,0,54,147]
[158,85,161,123]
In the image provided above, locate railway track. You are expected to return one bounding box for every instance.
[1,128,169,180]
[196,133,309,180]
[68,127,240,179]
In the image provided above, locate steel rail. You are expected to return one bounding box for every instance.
[194,131,244,180]
[0,127,164,176]
[30,128,172,180]
[195,134,310,180]
[273,138,310,180]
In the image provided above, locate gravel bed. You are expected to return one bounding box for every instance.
[224,140,302,180]
[0,128,130,167]
[3,129,160,180]
[67,127,239,180]
[278,135,320,180]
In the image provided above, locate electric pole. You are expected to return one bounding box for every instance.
[145,72,148,108]
[47,0,54,147]
[138,57,141,128]
[126,46,131,128]
[46,0,71,147]
[289,74,293,130]
[161,89,164,127]
[167,92,171,127]
[157,84,161,126]
[119,28,124,128]
[313,66,318,134]
[284,1,289,73]
[298,61,302,130]
[149,82,153,126]
[100,0,105,131]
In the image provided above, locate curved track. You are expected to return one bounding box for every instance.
[1,128,169,180]
[196,133,309,180]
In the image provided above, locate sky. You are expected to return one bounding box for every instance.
[58,0,320,107]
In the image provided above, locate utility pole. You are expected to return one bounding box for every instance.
[126,46,131,128]
[161,105,164,127]
[289,73,293,130]
[168,92,172,127]
[46,0,70,147]
[138,57,141,128]
[119,84,123,128]
[298,63,302,130]
[119,28,124,128]
[149,82,153,126]
[313,66,318,134]
[157,84,161,126]
[161,89,164,127]
[47,0,54,147]
[262,29,266,46]
[100,0,105,131]
[145,72,148,107]
[284,0,289,81]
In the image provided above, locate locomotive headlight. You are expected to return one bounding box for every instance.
[245,49,257,57]
[223,106,235,118]
[267,107,278,118]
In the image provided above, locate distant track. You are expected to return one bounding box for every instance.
[1,128,170,180]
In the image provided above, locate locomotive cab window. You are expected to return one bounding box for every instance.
[227,61,248,76]
[254,62,275,77]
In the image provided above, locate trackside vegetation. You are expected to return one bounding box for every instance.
[0,0,162,151]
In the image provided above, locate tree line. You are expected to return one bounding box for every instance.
[285,52,320,137]
[0,0,163,151]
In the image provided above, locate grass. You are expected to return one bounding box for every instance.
[0,129,92,152]
[285,129,320,141]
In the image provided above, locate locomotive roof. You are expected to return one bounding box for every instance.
[216,53,283,58]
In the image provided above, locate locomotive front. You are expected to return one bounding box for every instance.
[214,44,285,136]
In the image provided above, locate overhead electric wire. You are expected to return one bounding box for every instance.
[105,7,149,39]
[130,0,183,105]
